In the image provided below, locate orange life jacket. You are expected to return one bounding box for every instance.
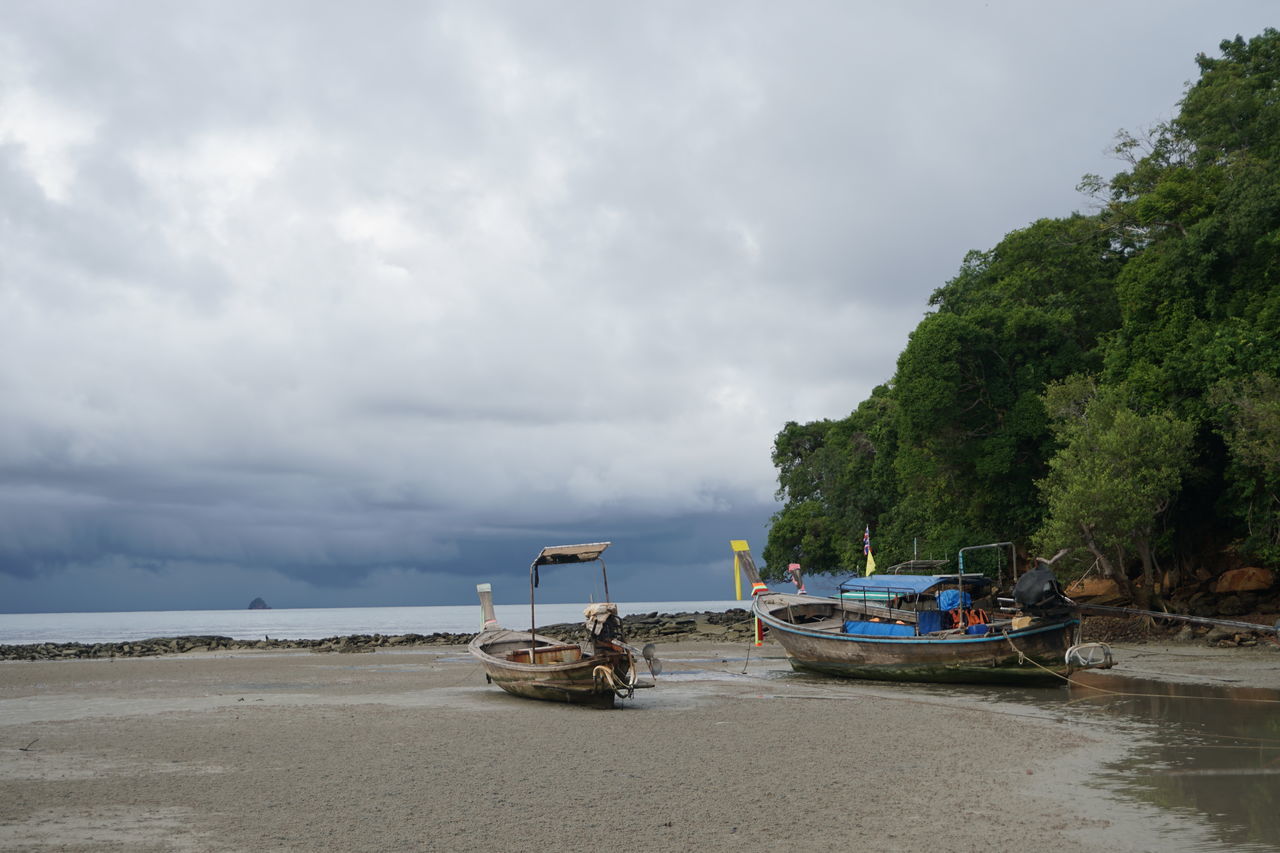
[948,608,990,629]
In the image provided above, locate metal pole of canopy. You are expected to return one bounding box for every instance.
[529,557,537,654]
[956,542,1014,629]
[958,542,1014,587]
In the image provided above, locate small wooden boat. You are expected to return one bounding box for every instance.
[733,542,1112,686]
[469,542,657,708]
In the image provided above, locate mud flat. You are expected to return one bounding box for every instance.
[5,636,1274,852]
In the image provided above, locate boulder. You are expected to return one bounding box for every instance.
[1213,567,1275,594]
[1063,577,1121,600]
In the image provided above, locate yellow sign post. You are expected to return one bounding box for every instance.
[730,539,750,601]
[730,540,764,645]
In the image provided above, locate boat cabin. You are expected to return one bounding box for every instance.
[826,571,998,636]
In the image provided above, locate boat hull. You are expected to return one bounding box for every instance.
[469,629,634,708]
[755,596,1079,686]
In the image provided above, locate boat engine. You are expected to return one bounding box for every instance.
[584,602,624,652]
[1012,563,1075,618]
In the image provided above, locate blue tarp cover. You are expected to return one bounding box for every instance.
[841,574,988,595]
[936,589,972,611]
[916,610,945,633]
[843,621,916,637]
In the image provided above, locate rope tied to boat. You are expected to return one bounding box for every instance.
[592,651,639,699]
[999,629,1029,666]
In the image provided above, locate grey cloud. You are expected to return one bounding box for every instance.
[1,0,1274,611]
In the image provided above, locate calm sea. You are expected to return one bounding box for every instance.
[0,601,746,646]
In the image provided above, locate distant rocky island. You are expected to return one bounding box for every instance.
[248,597,271,610]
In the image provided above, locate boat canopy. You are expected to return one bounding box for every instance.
[533,542,611,565]
[840,573,991,595]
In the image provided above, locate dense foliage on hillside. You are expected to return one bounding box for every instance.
[765,30,1280,599]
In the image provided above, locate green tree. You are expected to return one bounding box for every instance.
[765,386,899,574]
[1089,28,1280,564]
[1211,372,1280,563]
[890,215,1122,554]
[762,499,842,580]
[1035,379,1195,608]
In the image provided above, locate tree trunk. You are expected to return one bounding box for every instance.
[1080,522,1136,600]
[1079,523,1118,576]
[1136,536,1169,611]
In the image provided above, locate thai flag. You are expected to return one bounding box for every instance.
[863,525,871,555]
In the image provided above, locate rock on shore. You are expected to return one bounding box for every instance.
[0,609,757,661]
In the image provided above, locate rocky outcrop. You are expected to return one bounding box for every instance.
[1062,577,1122,601]
[1167,582,1279,621]
[1213,567,1275,594]
[0,609,757,661]
[537,608,756,645]
[0,631,480,661]
[248,597,271,610]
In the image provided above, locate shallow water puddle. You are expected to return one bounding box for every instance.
[1057,671,1280,851]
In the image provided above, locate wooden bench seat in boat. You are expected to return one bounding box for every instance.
[505,644,585,664]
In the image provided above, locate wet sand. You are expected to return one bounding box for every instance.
[1,639,1276,852]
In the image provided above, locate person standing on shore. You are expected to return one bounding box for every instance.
[786,563,807,595]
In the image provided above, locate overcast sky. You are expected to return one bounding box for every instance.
[1,2,1274,613]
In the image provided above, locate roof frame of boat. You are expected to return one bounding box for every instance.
[532,542,611,566]
[839,572,992,598]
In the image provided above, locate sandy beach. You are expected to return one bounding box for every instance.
[2,637,1277,853]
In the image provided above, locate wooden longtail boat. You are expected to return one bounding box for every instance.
[732,542,1112,686]
[469,542,657,708]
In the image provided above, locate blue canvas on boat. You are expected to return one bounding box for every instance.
[843,620,916,637]
[916,610,945,633]
[936,589,972,611]
[841,575,957,595]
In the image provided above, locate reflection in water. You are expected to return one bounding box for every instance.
[1063,672,1280,850]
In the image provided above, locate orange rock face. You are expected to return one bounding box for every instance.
[1063,577,1121,599]
[1213,566,1276,593]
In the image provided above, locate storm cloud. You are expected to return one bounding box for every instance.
[1,1,1273,611]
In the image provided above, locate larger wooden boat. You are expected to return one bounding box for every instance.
[732,542,1112,686]
[469,542,656,708]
